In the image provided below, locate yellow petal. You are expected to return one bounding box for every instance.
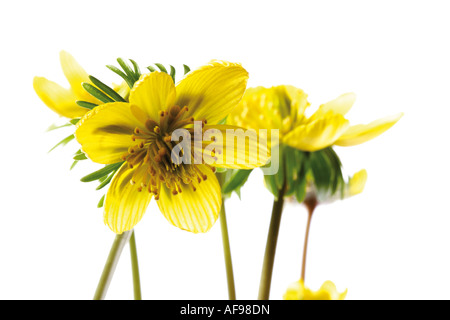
[33,76,87,118]
[317,93,356,116]
[59,51,94,102]
[283,112,350,152]
[129,72,176,122]
[348,169,367,196]
[228,86,284,131]
[104,163,153,234]
[175,60,249,125]
[112,81,130,100]
[157,165,221,233]
[319,281,347,300]
[284,85,310,125]
[199,125,270,169]
[284,279,347,300]
[284,280,307,300]
[334,113,403,147]
[75,102,139,164]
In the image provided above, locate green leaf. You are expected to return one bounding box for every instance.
[294,172,308,203]
[275,146,286,191]
[88,76,126,102]
[222,169,253,196]
[70,119,80,125]
[82,83,114,103]
[154,63,168,73]
[96,172,115,190]
[106,65,134,89]
[76,100,98,110]
[46,122,72,132]
[323,147,344,195]
[294,158,309,202]
[81,162,123,183]
[70,160,79,170]
[73,153,88,161]
[309,150,332,192]
[129,59,141,78]
[117,58,138,82]
[97,195,105,208]
[284,147,302,191]
[218,116,228,125]
[183,64,191,75]
[169,65,176,83]
[264,173,279,199]
[48,134,75,153]
[147,65,156,72]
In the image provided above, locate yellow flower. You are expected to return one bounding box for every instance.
[33,51,129,119]
[229,86,403,152]
[284,279,347,300]
[75,61,269,234]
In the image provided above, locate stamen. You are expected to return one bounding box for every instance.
[167,106,190,130]
[146,119,158,132]
[169,105,181,118]
[119,104,217,201]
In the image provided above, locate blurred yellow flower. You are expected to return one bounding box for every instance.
[229,86,402,152]
[33,51,129,119]
[75,61,269,234]
[284,279,347,300]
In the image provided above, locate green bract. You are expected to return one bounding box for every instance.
[264,145,345,202]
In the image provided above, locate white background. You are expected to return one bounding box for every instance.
[1,0,449,300]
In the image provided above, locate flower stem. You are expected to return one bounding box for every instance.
[93,231,132,300]
[219,201,236,300]
[258,185,286,300]
[129,230,142,300]
[301,196,318,282]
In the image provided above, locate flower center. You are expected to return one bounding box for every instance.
[120,105,213,200]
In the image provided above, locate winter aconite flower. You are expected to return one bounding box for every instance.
[229,86,403,152]
[239,87,401,300]
[33,51,128,119]
[284,280,347,300]
[75,61,269,234]
[228,86,402,201]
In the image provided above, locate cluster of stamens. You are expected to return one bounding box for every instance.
[120,105,215,199]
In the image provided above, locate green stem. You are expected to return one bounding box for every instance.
[129,230,142,300]
[93,231,132,300]
[258,185,286,300]
[220,201,236,300]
